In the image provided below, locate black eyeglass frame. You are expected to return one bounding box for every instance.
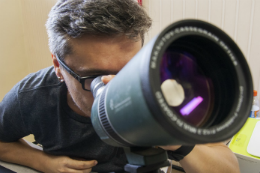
[56,54,99,91]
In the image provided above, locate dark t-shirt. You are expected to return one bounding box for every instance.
[0,66,128,172]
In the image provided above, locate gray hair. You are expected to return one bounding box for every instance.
[46,0,152,59]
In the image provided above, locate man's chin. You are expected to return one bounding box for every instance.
[71,101,91,117]
[79,107,92,117]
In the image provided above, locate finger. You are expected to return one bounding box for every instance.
[101,75,115,84]
[82,169,93,173]
[66,159,98,170]
[60,167,92,173]
[159,145,181,151]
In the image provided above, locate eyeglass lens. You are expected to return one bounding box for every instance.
[84,78,96,90]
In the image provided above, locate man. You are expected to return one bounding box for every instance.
[0,0,240,173]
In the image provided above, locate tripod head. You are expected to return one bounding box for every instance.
[124,147,171,173]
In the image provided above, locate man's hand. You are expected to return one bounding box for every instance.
[101,75,115,84]
[159,143,239,173]
[174,143,239,173]
[159,145,181,151]
[0,139,97,173]
[44,155,97,173]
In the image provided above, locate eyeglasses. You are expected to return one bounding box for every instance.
[56,54,99,91]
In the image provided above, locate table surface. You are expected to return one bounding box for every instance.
[0,160,183,173]
[0,141,183,173]
[0,160,40,173]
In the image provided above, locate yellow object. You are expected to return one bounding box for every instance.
[229,118,260,159]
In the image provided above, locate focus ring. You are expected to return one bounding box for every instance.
[99,87,132,147]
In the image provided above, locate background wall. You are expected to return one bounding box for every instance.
[0,0,56,100]
[1,0,260,100]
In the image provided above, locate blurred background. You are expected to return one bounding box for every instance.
[1,0,260,101]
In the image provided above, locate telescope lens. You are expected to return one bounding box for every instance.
[160,50,214,127]
[91,20,253,147]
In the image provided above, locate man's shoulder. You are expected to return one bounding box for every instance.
[18,66,61,93]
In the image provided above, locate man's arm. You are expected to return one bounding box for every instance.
[167,143,240,173]
[0,139,97,173]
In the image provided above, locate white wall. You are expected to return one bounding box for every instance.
[0,1,27,100]
[1,0,260,100]
[0,0,56,100]
[20,0,56,73]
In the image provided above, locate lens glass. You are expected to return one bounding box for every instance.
[160,50,214,127]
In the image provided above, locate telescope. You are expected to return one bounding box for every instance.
[90,19,253,172]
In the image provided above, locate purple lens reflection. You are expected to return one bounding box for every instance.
[160,50,213,127]
[180,96,203,115]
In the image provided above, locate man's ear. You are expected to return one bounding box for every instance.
[51,53,59,68]
[51,53,63,79]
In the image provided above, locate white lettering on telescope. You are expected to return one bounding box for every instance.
[204,129,216,135]
[155,91,200,134]
[183,123,197,133]
[215,86,244,132]
[113,97,132,113]
[155,91,177,122]
[236,86,244,112]
[216,86,244,132]
[219,41,238,66]
[150,26,238,69]
[216,118,234,132]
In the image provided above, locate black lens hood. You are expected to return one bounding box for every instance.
[140,19,253,144]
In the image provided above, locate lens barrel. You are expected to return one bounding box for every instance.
[91,20,253,147]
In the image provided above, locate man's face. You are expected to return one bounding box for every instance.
[59,35,142,117]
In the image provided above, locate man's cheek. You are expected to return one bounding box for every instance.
[83,93,94,104]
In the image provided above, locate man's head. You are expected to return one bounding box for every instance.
[46,0,151,59]
[46,0,151,117]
